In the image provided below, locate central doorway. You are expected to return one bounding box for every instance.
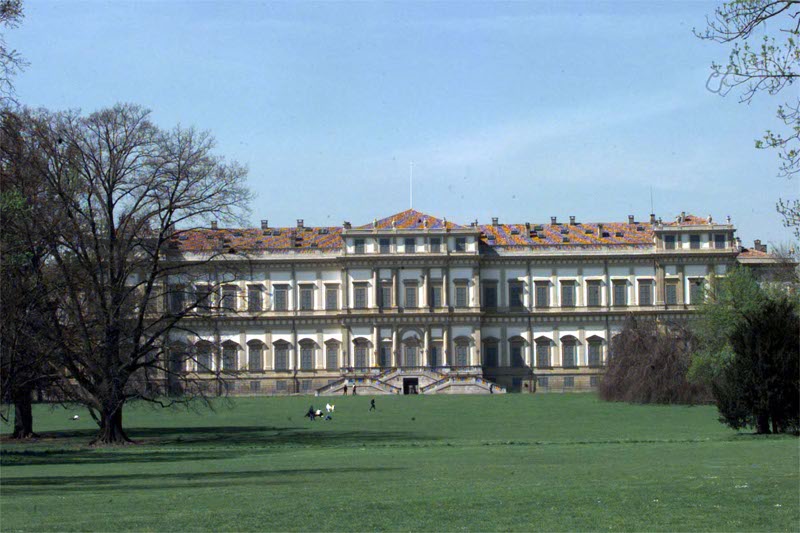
[403,377,419,395]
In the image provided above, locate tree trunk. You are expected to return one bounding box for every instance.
[755,412,771,434]
[10,390,34,439]
[91,406,131,445]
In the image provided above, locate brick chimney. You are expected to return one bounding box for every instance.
[210,221,218,230]
[649,213,656,224]
[492,217,499,226]
[754,239,767,253]
[260,220,269,230]
[569,215,576,225]
[597,223,604,237]
[550,216,557,225]
[628,215,635,225]
[296,219,304,228]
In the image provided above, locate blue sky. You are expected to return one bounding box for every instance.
[10,1,798,247]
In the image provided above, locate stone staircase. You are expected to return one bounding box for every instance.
[317,367,502,396]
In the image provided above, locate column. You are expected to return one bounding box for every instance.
[499,267,507,308]
[422,268,430,309]
[342,326,351,368]
[443,325,451,365]
[372,268,379,309]
[239,330,247,371]
[264,329,272,370]
[391,326,398,367]
[500,325,508,367]
[371,324,379,368]
[423,326,431,367]
[473,267,481,309]
[442,268,450,308]
[341,268,349,310]
[291,328,298,371]
[526,263,533,311]
[677,264,685,305]
[577,327,586,367]
[392,268,399,309]
[472,327,482,366]
[655,262,666,306]
[552,325,560,367]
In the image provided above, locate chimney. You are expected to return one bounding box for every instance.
[260,219,269,230]
[628,215,634,225]
[296,219,304,228]
[569,215,576,225]
[492,217,499,226]
[597,223,604,238]
[735,237,742,251]
[680,211,686,222]
[525,222,531,231]
[343,221,352,230]
[550,216,557,225]
[210,221,218,230]
[649,213,656,224]
[754,239,767,253]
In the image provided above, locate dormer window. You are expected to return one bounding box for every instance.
[455,237,467,252]
[404,238,416,253]
[690,235,700,250]
[510,228,520,235]
[379,238,391,254]
[664,234,676,250]
[430,237,441,253]
[354,238,365,254]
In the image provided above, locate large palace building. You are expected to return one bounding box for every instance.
[168,209,775,395]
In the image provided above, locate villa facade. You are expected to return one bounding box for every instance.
[166,209,773,395]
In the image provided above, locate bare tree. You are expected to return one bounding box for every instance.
[696,1,799,236]
[0,0,27,106]
[18,103,253,444]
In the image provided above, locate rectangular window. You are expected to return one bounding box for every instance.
[248,344,263,371]
[690,235,700,250]
[354,285,368,309]
[300,380,312,392]
[536,341,550,368]
[535,282,549,308]
[690,279,705,304]
[638,280,653,306]
[325,286,338,310]
[666,282,678,305]
[275,380,287,391]
[326,345,338,370]
[221,286,237,312]
[404,284,417,308]
[560,281,575,307]
[247,285,263,312]
[299,286,314,310]
[273,286,288,311]
[169,286,185,314]
[538,376,549,389]
[430,284,442,308]
[379,238,391,254]
[455,285,468,308]
[354,239,365,254]
[455,237,466,252]
[484,343,498,367]
[483,284,498,308]
[379,345,391,367]
[430,238,441,253]
[714,234,726,249]
[587,281,601,307]
[590,376,599,388]
[222,345,238,371]
[195,284,212,314]
[250,381,261,393]
[564,376,575,388]
[664,234,676,250]
[274,346,289,371]
[509,281,524,308]
[404,238,415,253]
[588,342,602,367]
[355,345,368,368]
[612,281,627,307]
[381,284,392,308]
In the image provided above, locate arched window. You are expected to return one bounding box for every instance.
[221,342,239,371]
[299,341,315,370]
[509,338,525,368]
[247,341,264,371]
[379,342,392,368]
[325,341,340,371]
[587,337,603,367]
[195,341,213,373]
[354,339,369,368]
[483,339,498,368]
[535,338,551,368]
[274,341,289,371]
[455,341,469,367]
[562,337,578,368]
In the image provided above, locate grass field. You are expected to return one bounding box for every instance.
[1,394,798,532]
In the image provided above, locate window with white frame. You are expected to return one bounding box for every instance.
[430,237,441,253]
[404,238,416,253]
[300,343,314,370]
[562,339,577,368]
[509,281,524,308]
[273,286,288,311]
[561,281,576,307]
[588,340,602,367]
[404,283,417,308]
[354,238,365,254]
[536,340,551,368]
[455,283,469,308]
[510,340,525,368]
[247,285,263,312]
[587,280,601,307]
[274,343,289,371]
[325,343,339,370]
[638,280,653,306]
[354,284,368,309]
[484,340,498,367]
[455,237,467,252]
[248,342,263,371]
[222,343,238,371]
[535,281,549,308]
[299,285,314,310]
[455,342,469,366]
[325,285,338,310]
[612,280,627,307]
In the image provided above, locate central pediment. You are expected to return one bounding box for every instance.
[355,209,464,231]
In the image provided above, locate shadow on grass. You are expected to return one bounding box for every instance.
[0,466,404,495]
[1,426,439,466]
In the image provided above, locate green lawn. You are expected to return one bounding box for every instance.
[1,394,798,531]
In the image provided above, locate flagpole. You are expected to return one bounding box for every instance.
[409,162,413,209]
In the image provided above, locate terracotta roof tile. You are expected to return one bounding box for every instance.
[356,209,463,230]
[478,222,653,247]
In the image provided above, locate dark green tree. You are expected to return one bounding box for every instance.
[713,297,799,433]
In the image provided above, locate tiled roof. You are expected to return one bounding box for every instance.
[356,209,464,230]
[737,248,771,259]
[478,222,653,247]
[170,227,343,253]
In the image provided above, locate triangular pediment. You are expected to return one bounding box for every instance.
[357,209,464,230]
